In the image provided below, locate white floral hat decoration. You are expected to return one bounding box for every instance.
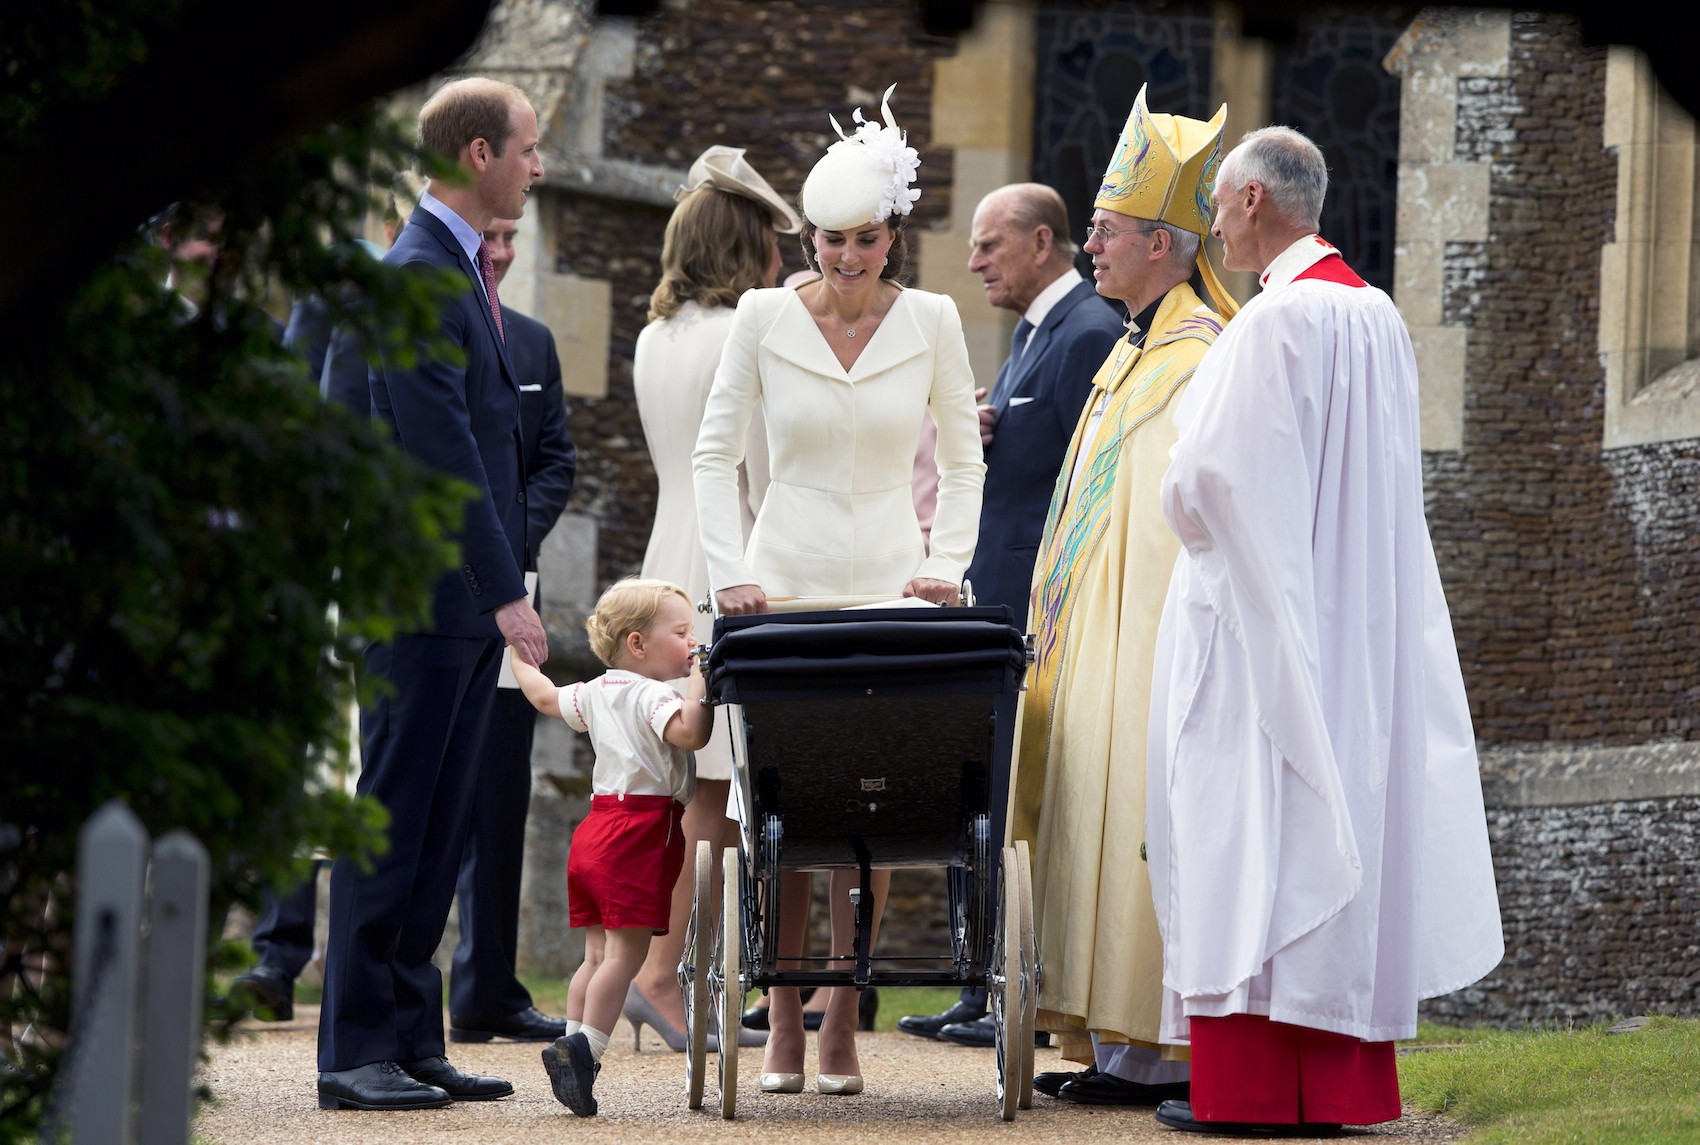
[801,85,922,231]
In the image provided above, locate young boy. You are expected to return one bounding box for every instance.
[509,577,712,1116]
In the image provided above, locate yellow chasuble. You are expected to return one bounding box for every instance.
[1009,281,1221,1060]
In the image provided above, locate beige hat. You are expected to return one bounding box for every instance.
[676,146,801,235]
[800,85,921,231]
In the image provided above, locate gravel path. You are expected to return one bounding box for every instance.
[194,1006,1467,1144]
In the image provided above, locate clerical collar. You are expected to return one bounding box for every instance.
[1124,296,1163,347]
[1259,234,1340,291]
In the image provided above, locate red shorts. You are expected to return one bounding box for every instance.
[1189,1013,1400,1125]
[566,794,685,933]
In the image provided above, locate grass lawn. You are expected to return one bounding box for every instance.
[1399,1017,1700,1143]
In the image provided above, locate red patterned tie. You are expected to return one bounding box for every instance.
[477,239,505,342]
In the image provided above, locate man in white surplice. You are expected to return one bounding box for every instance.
[1145,127,1503,1135]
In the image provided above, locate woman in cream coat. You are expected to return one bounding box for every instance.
[692,87,985,1095]
[625,148,792,1050]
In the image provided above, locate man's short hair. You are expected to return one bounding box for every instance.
[1219,126,1328,232]
[419,77,529,162]
[996,183,1078,260]
[1152,220,1201,267]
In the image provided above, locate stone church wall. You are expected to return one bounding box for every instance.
[1420,11,1700,1026]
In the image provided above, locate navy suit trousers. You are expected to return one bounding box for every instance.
[317,633,503,1071]
[252,873,319,979]
[449,685,540,1020]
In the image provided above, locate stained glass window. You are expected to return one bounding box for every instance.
[1033,4,1217,282]
[1269,8,1412,291]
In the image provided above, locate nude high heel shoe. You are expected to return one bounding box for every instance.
[816,1073,864,1095]
[760,1072,806,1094]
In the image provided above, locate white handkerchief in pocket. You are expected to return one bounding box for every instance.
[1009,396,1035,406]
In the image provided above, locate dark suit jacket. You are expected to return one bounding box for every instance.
[501,305,576,570]
[966,278,1124,618]
[370,207,528,638]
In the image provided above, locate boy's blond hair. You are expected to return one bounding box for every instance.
[585,577,692,667]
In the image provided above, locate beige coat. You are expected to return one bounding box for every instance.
[692,286,984,598]
[634,301,768,780]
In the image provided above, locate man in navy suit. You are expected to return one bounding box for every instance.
[447,217,576,1044]
[897,182,1122,1046]
[316,76,548,1112]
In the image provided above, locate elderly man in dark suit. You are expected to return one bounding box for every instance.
[897,182,1123,1046]
[316,76,547,1112]
[447,216,576,1044]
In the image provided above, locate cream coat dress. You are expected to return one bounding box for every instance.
[692,286,984,598]
[635,300,769,781]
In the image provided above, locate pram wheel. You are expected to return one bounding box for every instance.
[718,845,742,1119]
[992,843,1036,1121]
[1015,839,1038,1109]
[682,841,712,1109]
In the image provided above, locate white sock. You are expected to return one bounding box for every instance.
[563,1019,582,1037]
[583,1025,611,1063]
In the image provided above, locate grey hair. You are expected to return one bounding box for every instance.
[1153,220,1200,267]
[1218,126,1327,231]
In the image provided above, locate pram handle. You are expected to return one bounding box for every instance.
[698,581,976,616]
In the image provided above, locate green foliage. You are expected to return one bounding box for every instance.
[1400,1017,1700,1143]
[0,105,477,1139]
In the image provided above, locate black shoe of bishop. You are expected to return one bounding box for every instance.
[317,1061,451,1111]
[895,998,987,1039]
[542,1032,600,1117]
[1154,1099,1343,1135]
[1034,1062,1097,1098]
[1057,1071,1189,1106]
[400,1055,514,1101]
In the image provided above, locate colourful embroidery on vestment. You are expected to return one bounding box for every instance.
[1025,299,1219,748]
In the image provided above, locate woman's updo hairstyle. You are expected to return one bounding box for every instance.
[584,577,691,667]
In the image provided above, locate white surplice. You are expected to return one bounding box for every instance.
[1146,236,1503,1045]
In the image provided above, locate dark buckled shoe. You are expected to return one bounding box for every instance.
[1034,1063,1096,1098]
[449,1006,567,1043]
[1154,1098,1342,1134]
[400,1055,513,1101]
[231,965,294,1022]
[541,1032,600,1117]
[896,998,987,1040]
[1058,1071,1189,1105]
[317,1061,451,1110]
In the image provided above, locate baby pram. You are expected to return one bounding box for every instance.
[678,597,1039,1119]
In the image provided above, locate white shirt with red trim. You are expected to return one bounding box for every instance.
[1146,234,1503,1044]
[559,669,694,803]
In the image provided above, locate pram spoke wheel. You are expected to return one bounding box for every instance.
[682,841,712,1109]
[1015,839,1038,1109]
[718,845,742,1119]
[993,845,1021,1120]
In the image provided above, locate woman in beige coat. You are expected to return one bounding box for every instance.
[623,147,796,1050]
[692,87,985,1096]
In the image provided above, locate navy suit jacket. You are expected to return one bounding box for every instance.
[501,305,576,571]
[965,279,1124,619]
[370,207,528,638]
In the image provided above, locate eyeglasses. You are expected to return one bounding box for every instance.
[1083,223,1157,243]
